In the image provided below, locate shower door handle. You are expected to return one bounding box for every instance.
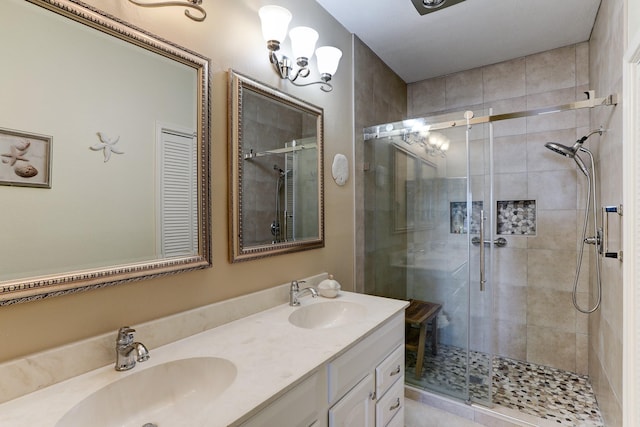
[471,237,507,247]
[479,210,486,292]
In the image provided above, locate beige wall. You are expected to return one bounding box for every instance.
[0,0,355,363]
[590,0,625,425]
[407,43,593,374]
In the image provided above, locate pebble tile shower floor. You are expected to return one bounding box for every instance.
[406,344,604,426]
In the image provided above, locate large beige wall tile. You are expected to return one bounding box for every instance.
[494,320,526,361]
[408,77,446,117]
[527,248,578,292]
[527,326,576,371]
[493,284,527,323]
[576,42,589,87]
[492,248,527,286]
[527,170,577,210]
[527,210,577,251]
[494,172,527,202]
[445,68,483,110]
[527,288,576,332]
[576,333,588,375]
[526,128,578,172]
[483,58,526,103]
[493,135,527,174]
[525,45,576,94]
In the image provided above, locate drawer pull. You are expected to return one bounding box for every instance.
[389,398,400,411]
[389,365,401,376]
[369,391,376,400]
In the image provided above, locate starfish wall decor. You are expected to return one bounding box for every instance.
[90,132,124,162]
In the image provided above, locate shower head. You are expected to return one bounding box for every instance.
[544,127,603,176]
[544,142,590,176]
[273,164,292,178]
[544,142,576,158]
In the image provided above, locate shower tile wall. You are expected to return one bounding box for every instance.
[354,35,408,298]
[242,93,312,246]
[407,42,591,375]
[588,0,624,425]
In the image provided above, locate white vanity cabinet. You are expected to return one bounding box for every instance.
[327,313,405,427]
[328,373,375,426]
[239,370,326,427]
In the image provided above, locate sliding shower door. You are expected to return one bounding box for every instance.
[363,110,494,405]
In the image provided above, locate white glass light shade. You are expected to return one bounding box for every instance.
[315,46,342,76]
[289,27,319,60]
[258,5,292,43]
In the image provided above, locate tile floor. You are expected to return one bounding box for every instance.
[405,344,604,427]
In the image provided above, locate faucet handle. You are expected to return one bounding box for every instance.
[291,280,306,291]
[117,326,135,344]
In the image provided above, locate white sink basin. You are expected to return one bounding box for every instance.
[288,301,366,329]
[56,357,236,427]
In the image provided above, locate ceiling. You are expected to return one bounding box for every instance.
[315,0,602,83]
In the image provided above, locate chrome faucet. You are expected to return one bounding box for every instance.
[289,280,318,306]
[115,326,150,371]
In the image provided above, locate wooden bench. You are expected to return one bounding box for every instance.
[405,299,442,378]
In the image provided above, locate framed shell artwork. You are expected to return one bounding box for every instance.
[0,127,51,188]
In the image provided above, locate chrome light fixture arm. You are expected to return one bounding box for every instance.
[268,50,333,92]
[128,0,207,22]
[259,6,340,93]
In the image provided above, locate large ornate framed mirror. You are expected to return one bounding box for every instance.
[0,0,211,305]
[228,71,324,262]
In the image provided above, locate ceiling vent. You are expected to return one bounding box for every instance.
[410,0,466,15]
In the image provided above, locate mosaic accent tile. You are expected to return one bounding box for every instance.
[497,200,536,235]
[450,201,483,234]
[405,344,603,427]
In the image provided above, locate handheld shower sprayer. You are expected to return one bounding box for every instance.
[544,127,603,176]
[543,127,605,314]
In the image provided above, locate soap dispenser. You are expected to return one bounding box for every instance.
[317,274,341,298]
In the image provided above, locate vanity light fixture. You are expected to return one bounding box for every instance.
[258,5,342,92]
[128,0,207,22]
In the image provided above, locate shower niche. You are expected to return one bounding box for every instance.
[496,200,536,235]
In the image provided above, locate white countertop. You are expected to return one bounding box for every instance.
[0,291,407,426]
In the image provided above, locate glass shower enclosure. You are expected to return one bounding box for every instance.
[363,110,495,405]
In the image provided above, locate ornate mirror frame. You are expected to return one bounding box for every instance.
[0,0,211,305]
[228,70,325,262]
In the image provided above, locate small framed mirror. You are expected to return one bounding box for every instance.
[228,71,324,262]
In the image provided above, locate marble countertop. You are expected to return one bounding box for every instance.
[0,291,407,426]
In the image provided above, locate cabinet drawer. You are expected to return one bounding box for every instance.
[375,376,403,427]
[375,344,404,398]
[328,313,404,405]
